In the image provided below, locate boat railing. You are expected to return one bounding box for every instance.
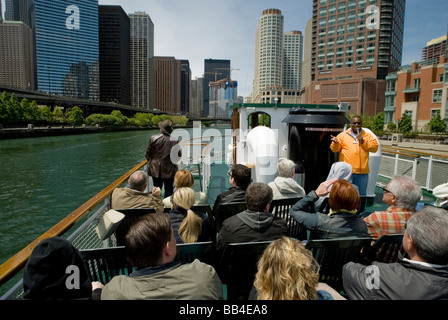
[0,140,215,299]
[378,145,448,191]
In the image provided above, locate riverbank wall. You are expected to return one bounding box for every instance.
[0,125,160,139]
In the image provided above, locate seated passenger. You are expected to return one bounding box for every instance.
[167,187,210,243]
[268,159,305,200]
[314,162,357,214]
[250,236,345,300]
[363,175,422,240]
[163,169,207,208]
[216,182,287,256]
[23,237,103,300]
[111,170,163,212]
[289,179,368,239]
[212,164,252,229]
[343,206,448,300]
[101,213,223,300]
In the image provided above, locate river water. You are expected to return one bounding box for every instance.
[0,129,160,267]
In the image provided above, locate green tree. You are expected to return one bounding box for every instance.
[428,110,447,133]
[39,106,54,123]
[387,122,397,132]
[371,112,385,132]
[110,110,128,126]
[52,107,66,124]
[7,93,24,124]
[0,92,8,124]
[398,112,413,133]
[133,113,154,126]
[151,115,161,126]
[28,100,40,123]
[66,106,84,125]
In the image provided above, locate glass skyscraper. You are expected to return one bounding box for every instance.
[34,0,99,100]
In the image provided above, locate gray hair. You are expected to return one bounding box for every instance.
[389,176,422,210]
[277,159,295,178]
[406,206,448,265]
[128,170,148,192]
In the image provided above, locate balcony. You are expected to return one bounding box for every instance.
[403,85,420,93]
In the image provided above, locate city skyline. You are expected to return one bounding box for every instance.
[1,0,447,99]
[95,0,448,99]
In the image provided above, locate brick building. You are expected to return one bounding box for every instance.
[385,55,448,130]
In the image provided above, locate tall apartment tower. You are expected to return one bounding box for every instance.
[253,9,303,104]
[253,9,284,103]
[190,77,204,118]
[203,59,231,117]
[130,12,154,109]
[179,60,191,114]
[305,0,406,115]
[422,35,447,62]
[152,57,181,114]
[283,30,303,90]
[302,18,313,89]
[99,5,130,105]
[0,21,34,90]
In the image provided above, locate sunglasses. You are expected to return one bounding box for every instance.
[381,186,394,195]
[352,122,362,125]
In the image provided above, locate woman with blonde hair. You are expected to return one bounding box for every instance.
[168,187,210,243]
[163,170,207,207]
[251,237,343,300]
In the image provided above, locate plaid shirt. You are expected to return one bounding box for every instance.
[364,206,414,240]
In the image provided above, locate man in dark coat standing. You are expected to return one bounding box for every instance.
[145,120,181,198]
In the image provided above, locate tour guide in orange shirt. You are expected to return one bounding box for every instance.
[330,116,378,213]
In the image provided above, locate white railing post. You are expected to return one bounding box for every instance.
[426,156,433,190]
[394,154,399,176]
[412,157,418,180]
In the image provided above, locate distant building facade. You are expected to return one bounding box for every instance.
[385,55,448,131]
[130,12,154,109]
[0,21,34,90]
[179,60,191,114]
[190,77,204,118]
[209,79,238,118]
[33,0,100,99]
[252,9,303,104]
[304,0,406,116]
[152,56,181,114]
[99,5,130,105]
[203,59,231,117]
[422,35,447,62]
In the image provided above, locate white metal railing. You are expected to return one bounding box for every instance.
[378,148,448,192]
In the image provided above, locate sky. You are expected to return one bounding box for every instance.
[95,0,448,98]
[2,0,447,98]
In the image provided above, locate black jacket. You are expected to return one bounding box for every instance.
[216,209,288,256]
[212,186,247,228]
[343,259,448,300]
[167,208,211,243]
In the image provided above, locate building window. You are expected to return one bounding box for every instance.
[433,89,443,103]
